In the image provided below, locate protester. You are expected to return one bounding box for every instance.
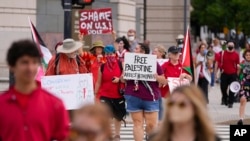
[45,38,88,75]
[150,85,220,141]
[69,103,112,141]
[94,45,126,141]
[161,46,192,98]
[0,39,69,141]
[195,43,212,103]
[240,39,250,62]
[81,40,106,88]
[237,49,250,125]
[176,34,184,50]
[207,45,216,87]
[217,40,240,108]
[212,38,222,54]
[152,44,168,66]
[127,29,138,52]
[152,44,168,122]
[123,43,165,141]
[115,36,130,62]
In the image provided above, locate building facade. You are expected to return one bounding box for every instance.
[0,0,190,89]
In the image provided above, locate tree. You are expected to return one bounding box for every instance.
[191,0,250,37]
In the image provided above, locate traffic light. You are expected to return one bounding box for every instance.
[77,0,95,5]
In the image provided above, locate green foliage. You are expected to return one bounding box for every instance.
[191,0,250,35]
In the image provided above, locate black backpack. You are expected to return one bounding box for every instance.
[54,53,81,75]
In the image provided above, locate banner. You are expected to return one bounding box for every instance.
[124,53,157,81]
[79,8,112,35]
[41,74,94,110]
[168,77,190,93]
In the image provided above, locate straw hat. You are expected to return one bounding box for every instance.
[57,38,82,53]
[90,40,105,51]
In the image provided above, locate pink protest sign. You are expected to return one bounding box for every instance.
[79,8,112,35]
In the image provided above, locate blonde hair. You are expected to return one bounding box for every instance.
[152,85,216,141]
[154,44,167,59]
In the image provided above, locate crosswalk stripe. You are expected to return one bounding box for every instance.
[112,124,230,141]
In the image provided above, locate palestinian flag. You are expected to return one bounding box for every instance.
[28,18,52,81]
[181,27,195,83]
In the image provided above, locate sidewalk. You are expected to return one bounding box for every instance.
[208,84,250,125]
[125,84,250,125]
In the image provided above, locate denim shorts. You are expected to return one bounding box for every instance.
[124,95,159,113]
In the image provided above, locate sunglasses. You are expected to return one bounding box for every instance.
[167,100,191,109]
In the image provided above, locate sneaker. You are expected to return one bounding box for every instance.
[237,119,243,125]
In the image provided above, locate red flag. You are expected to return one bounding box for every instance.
[181,28,195,82]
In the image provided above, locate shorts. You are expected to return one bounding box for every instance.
[99,96,126,121]
[124,95,159,113]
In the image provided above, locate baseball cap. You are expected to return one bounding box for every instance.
[168,46,179,53]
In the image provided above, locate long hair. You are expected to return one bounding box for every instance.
[115,36,130,51]
[152,85,216,141]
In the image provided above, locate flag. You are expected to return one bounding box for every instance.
[181,27,195,82]
[28,18,52,81]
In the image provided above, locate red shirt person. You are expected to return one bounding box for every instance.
[161,46,192,97]
[217,41,240,108]
[45,38,88,75]
[0,40,69,141]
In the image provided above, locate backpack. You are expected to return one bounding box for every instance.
[54,53,81,75]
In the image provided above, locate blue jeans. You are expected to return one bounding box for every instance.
[124,95,159,113]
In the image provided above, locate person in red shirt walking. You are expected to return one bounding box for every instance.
[94,45,126,141]
[0,40,69,141]
[161,46,192,98]
[217,40,240,108]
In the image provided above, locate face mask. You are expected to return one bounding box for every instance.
[228,46,234,51]
[177,39,183,45]
[106,55,116,63]
[128,36,135,41]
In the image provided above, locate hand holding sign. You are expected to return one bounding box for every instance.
[168,77,190,93]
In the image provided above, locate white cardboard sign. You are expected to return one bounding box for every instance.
[124,53,157,81]
[41,73,94,110]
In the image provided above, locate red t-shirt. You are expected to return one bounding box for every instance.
[219,50,239,74]
[161,61,185,97]
[0,83,70,141]
[98,61,123,99]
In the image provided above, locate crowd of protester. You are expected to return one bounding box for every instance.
[4,28,250,141]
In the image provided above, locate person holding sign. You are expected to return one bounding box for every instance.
[0,40,69,141]
[123,43,165,141]
[161,46,192,98]
[94,45,126,141]
[115,36,130,62]
[195,43,212,104]
[45,38,88,75]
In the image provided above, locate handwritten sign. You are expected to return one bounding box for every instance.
[168,77,190,93]
[41,74,94,110]
[79,8,112,35]
[124,53,157,81]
